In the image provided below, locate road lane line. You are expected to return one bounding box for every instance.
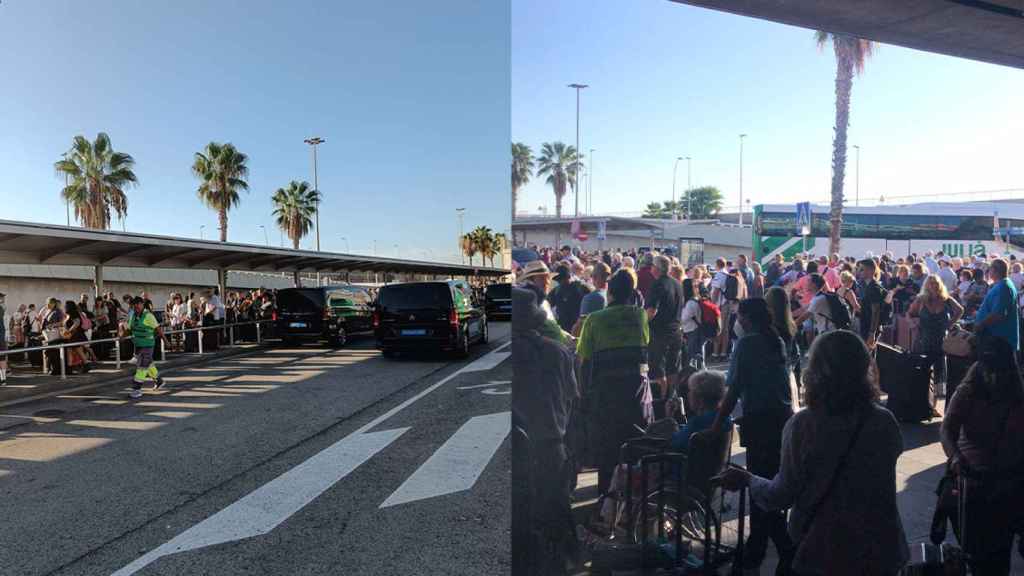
[380,411,510,508]
[352,341,510,436]
[110,427,408,576]
[455,380,511,390]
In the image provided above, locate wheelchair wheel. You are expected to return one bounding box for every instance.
[631,488,710,546]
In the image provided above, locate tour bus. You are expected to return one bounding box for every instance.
[753,201,1024,264]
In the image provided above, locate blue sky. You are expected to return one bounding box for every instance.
[512,0,1024,218]
[0,0,509,262]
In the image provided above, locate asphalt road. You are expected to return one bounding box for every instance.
[0,322,511,576]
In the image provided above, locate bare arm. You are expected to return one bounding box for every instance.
[948,298,964,324]
[908,297,922,318]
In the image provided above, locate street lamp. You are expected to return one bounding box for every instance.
[456,207,466,263]
[739,134,748,226]
[853,144,861,207]
[393,244,400,258]
[259,225,269,246]
[685,156,692,220]
[200,225,205,240]
[672,156,683,221]
[304,136,325,285]
[340,236,349,252]
[568,83,588,218]
[589,148,595,215]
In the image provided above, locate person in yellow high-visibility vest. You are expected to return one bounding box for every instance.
[128,296,167,399]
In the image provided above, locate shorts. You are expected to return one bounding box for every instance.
[648,330,682,380]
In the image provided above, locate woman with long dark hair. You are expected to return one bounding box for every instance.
[766,286,800,388]
[716,331,908,575]
[712,297,796,572]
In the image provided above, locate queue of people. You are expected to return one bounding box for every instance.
[1,286,278,381]
[513,243,1023,575]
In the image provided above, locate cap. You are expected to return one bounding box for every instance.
[517,260,554,282]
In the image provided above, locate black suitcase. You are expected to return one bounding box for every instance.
[880,344,933,422]
[27,336,44,368]
[945,355,973,397]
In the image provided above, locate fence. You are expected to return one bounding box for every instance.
[2,319,275,380]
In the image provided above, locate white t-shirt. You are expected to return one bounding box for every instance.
[1010,272,1024,292]
[808,292,833,334]
[680,299,701,333]
[957,280,972,298]
[938,267,958,295]
[710,270,728,303]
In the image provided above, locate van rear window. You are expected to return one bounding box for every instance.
[378,284,452,311]
[485,284,511,299]
[277,289,325,313]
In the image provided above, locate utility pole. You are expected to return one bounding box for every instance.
[568,83,588,218]
[589,148,595,215]
[672,157,683,221]
[456,208,465,263]
[304,136,325,284]
[739,134,747,226]
[685,156,692,220]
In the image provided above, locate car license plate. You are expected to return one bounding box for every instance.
[401,329,427,336]
[290,322,307,328]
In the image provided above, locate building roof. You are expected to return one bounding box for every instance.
[0,220,507,277]
[511,215,664,231]
[673,0,1024,69]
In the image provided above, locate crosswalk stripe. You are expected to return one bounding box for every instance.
[110,427,409,576]
[380,411,510,508]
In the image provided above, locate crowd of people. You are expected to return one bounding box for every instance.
[0,286,279,383]
[513,243,1024,575]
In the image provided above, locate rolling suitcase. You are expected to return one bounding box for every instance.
[878,343,934,422]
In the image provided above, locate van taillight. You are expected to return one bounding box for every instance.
[373,311,380,329]
[449,308,459,330]
[272,311,277,321]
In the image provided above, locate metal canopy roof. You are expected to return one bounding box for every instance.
[673,0,1024,69]
[0,220,507,277]
[511,216,664,231]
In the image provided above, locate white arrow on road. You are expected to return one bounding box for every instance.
[380,411,510,508]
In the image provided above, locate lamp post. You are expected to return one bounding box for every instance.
[685,156,692,220]
[340,236,349,252]
[672,156,683,220]
[200,225,205,240]
[568,83,588,218]
[456,207,466,263]
[259,225,269,246]
[739,134,747,226]
[853,144,861,207]
[304,136,325,285]
[589,148,595,215]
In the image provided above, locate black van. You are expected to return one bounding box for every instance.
[276,286,374,346]
[374,280,488,357]
[484,282,512,320]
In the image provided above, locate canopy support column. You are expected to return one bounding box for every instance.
[94,264,104,298]
[217,268,227,297]
[293,271,301,287]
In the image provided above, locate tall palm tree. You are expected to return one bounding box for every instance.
[271,180,320,249]
[493,232,508,267]
[816,31,874,255]
[511,142,534,221]
[460,233,479,266]
[536,142,581,218]
[192,142,250,242]
[54,133,138,229]
[472,226,497,267]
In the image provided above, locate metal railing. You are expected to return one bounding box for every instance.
[2,319,275,381]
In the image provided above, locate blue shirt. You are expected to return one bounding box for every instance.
[977,278,1019,350]
[671,410,731,453]
[726,331,793,416]
[579,288,607,317]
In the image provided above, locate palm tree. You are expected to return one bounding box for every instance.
[511,142,534,221]
[271,181,320,249]
[192,142,250,242]
[472,226,497,267]
[681,186,724,219]
[54,133,138,229]
[816,31,874,255]
[461,233,479,266]
[536,142,581,218]
[493,232,508,267]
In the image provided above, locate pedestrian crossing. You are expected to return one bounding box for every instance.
[112,344,511,576]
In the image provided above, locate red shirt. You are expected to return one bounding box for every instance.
[636,266,656,300]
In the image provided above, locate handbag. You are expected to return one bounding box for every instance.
[942,325,974,358]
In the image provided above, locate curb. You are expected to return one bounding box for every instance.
[0,344,269,410]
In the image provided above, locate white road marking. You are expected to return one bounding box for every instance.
[456,380,511,390]
[112,341,511,575]
[380,411,510,508]
[481,388,510,395]
[110,428,408,576]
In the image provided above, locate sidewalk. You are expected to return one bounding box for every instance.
[0,342,267,410]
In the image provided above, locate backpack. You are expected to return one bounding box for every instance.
[699,300,721,338]
[821,292,852,331]
[724,275,740,301]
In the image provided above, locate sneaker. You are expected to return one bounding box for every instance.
[130,388,143,399]
[153,377,165,390]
